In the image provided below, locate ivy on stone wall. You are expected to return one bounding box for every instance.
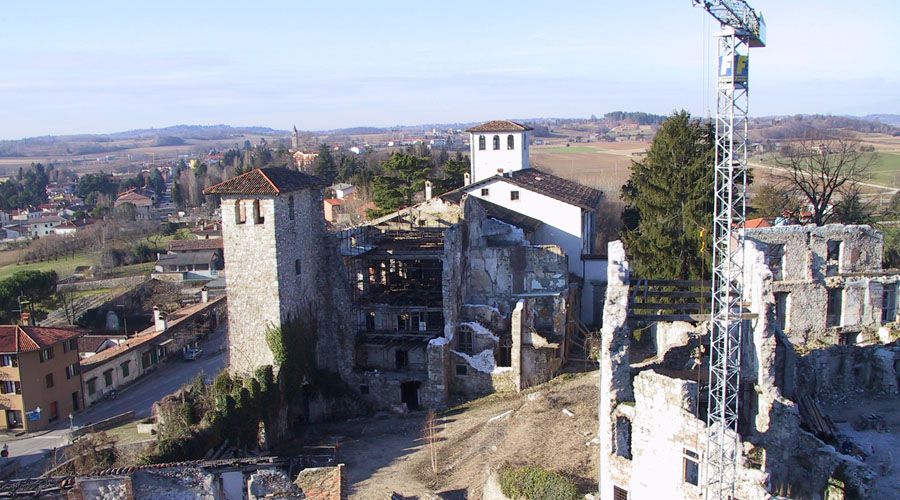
[265,315,318,394]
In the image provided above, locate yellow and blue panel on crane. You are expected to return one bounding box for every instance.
[717,55,748,83]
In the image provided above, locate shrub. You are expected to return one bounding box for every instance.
[499,466,578,500]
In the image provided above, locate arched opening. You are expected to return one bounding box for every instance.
[478,135,486,150]
[492,135,500,150]
[507,134,514,150]
[252,199,264,224]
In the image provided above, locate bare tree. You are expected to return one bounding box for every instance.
[421,409,440,475]
[774,135,874,226]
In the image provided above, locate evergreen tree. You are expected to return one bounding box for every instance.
[172,180,183,208]
[312,144,337,185]
[368,153,432,217]
[621,111,714,280]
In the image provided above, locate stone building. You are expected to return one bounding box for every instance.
[598,236,900,499]
[746,224,900,345]
[203,168,355,377]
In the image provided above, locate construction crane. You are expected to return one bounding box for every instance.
[692,1,765,499]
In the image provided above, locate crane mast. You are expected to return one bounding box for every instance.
[693,1,765,499]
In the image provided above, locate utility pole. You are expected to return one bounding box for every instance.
[692,1,766,499]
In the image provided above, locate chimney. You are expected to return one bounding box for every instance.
[201,288,209,303]
[464,172,471,185]
[153,305,167,332]
[424,180,433,201]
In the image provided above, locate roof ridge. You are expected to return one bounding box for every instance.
[255,168,281,194]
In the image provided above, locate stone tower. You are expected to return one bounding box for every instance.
[204,167,330,374]
[291,125,300,150]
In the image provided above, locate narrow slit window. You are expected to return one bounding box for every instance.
[492,135,500,150]
[478,135,486,150]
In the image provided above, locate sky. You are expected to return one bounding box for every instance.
[2,0,898,140]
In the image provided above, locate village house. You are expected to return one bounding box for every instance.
[115,189,155,219]
[0,325,85,432]
[79,297,225,407]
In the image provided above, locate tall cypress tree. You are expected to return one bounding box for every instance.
[621,111,715,280]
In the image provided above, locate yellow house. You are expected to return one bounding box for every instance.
[0,326,85,432]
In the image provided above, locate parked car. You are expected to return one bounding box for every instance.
[183,348,203,361]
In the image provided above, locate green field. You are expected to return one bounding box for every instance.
[0,254,94,282]
[868,152,900,188]
[753,151,900,189]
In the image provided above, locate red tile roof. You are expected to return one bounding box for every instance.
[744,217,772,229]
[0,326,86,353]
[324,198,344,206]
[167,239,224,252]
[465,120,534,133]
[203,167,325,196]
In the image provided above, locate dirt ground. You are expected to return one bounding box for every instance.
[823,395,900,498]
[296,370,600,500]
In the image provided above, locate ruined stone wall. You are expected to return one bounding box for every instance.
[798,344,900,399]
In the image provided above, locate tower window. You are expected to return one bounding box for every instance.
[492,135,500,150]
[295,259,301,275]
[510,191,520,201]
[507,134,514,150]
[236,200,246,224]
[253,200,264,224]
[478,135,486,150]
[288,195,295,220]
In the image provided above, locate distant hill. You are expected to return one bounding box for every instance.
[750,114,900,140]
[106,124,287,140]
[864,114,900,127]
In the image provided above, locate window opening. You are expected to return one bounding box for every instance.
[767,244,785,280]
[497,336,512,367]
[510,191,520,201]
[683,448,700,485]
[457,326,474,353]
[395,349,409,370]
[492,135,500,150]
[478,135,486,150]
[46,373,54,388]
[882,283,898,323]
[826,288,842,327]
[236,200,247,224]
[455,364,468,376]
[774,292,789,332]
[507,134,514,150]
[253,199,264,224]
[481,188,489,196]
[613,486,629,500]
[288,195,295,220]
[613,416,632,459]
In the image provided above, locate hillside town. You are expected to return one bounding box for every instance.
[2,0,900,499]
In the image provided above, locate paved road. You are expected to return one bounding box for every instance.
[0,328,228,469]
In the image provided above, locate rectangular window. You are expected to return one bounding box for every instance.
[683,449,700,486]
[827,288,842,327]
[457,328,473,353]
[14,382,20,394]
[69,339,78,352]
[455,364,469,376]
[774,292,789,332]
[0,354,17,367]
[295,259,302,275]
[882,283,898,323]
[1,381,13,394]
[510,190,520,201]
[481,188,489,196]
[103,369,113,387]
[827,240,841,274]
[39,347,54,362]
[613,486,629,500]
[613,416,632,459]
[236,201,247,224]
[767,244,785,280]
[87,378,97,395]
[121,361,130,378]
[46,373,54,388]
